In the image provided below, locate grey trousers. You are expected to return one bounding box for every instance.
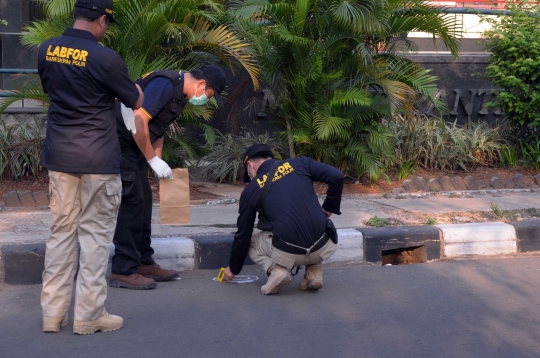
[248,230,337,273]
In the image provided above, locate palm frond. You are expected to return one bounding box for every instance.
[39,0,76,17]
[21,17,72,49]
[189,17,260,88]
[313,112,353,140]
[329,88,372,110]
[0,74,48,114]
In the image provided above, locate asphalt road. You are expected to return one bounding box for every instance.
[1,257,540,358]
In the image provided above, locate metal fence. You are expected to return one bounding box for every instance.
[0,68,43,114]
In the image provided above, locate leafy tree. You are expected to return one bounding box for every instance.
[23,0,259,81]
[228,0,461,180]
[1,0,463,181]
[482,1,540,134]
[1,0,260,161]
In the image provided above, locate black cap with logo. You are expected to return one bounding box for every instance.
[75,0,120,25]
[242,144,274,182]
[198,65,227,107]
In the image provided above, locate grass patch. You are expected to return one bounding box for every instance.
[490,202,504,219]
[489,202,524,221]
[365,216,389,227]
[527,208,540,217]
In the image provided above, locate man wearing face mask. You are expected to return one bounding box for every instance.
[110,65,226,290]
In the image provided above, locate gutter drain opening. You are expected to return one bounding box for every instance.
[382,245,427,265]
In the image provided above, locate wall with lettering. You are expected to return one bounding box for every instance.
[410,53,502,125]
[203,52,500,139]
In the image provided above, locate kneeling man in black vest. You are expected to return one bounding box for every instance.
[223,144,344,294]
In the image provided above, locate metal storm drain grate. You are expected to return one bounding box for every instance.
[382,245,427,265]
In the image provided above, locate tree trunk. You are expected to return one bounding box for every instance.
[285,116,295,158]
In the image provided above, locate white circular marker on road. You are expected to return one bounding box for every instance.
[213,275,259,283]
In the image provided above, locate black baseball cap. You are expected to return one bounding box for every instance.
[199,65,227,107]
[75,0,120,25]
[242,144,274,182]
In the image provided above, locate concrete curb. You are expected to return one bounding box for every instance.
[436,222,517,258]
[359,226,441,264]
[1,223,540,285]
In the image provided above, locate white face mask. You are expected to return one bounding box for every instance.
[189,84,209,106]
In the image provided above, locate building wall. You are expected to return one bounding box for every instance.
[408,52,501,125]
[395,2,502,124]
[0,0,39,89]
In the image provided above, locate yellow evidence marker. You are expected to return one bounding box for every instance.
[217,267,225,282]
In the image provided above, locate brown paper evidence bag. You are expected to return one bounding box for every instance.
[159,168,190,225]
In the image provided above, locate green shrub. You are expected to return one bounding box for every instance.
[230,0,460,182]
[521,138,540,172]
[385,114,509,171]
[398,160,416,180]
[0,118,45,179]
[482,1,540,131]
[197,130,286,183]
[499,144,519,169]
[366,216,389,227]
[160,120,217,170]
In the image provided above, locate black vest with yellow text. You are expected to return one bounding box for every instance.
[135,70,187,143]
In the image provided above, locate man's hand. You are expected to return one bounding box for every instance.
[323,209,332,218]
[148,156,173,180]
[120,102,136,134]
[224,267,235,281]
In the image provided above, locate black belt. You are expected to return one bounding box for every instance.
[272,232,330,255]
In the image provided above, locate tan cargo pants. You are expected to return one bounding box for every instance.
[41,171,121,321]
[248,231,337,273]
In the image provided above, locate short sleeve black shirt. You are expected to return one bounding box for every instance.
[116,74,177,150]
[138,77,174,119]
[38,28,140,174]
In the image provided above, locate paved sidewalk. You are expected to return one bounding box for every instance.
[372,195,540,213]
[1,183,540,286]
[1,185,540,246]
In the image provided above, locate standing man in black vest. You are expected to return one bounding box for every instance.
[223,144,344,295]
[38,0,144,334]
[109,65,226,290]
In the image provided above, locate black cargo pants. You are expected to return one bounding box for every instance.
[111,140,156,275]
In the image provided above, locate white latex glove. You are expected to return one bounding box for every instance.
[120,102,136,135]
[148,156,173,180]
